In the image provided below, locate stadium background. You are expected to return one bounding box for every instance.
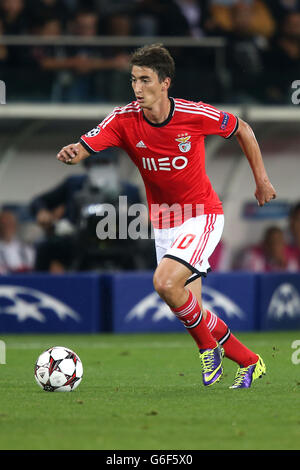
[0,0,300,335]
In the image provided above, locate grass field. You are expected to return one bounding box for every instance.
[0,330,299,450]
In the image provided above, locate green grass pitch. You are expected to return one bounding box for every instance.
[0,330,299,450]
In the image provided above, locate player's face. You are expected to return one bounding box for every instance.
[131,66,170,109]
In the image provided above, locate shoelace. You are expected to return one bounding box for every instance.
[200,351,215,373]
[232,367,248,387]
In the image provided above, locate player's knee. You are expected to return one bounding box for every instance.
[153,272,177,303]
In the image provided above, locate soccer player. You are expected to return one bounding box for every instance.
[57,44,276,388]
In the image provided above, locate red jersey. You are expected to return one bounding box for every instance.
[80,98,238,228]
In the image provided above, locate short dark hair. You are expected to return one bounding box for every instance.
[130,43,175,83]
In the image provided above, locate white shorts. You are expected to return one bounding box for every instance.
[154,214,224,284]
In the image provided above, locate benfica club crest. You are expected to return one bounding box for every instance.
[175,133,191,153]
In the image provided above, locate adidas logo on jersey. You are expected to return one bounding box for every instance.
[136,140,147,148]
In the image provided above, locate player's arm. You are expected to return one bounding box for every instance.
[56,142,90,165]
[57,112,123,165]
[234,118,276,206]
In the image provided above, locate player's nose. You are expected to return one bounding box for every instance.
[134,81,142,94]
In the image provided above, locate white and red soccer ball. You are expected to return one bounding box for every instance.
[35,346,83,392]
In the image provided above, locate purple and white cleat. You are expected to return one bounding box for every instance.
[199,344,224,387]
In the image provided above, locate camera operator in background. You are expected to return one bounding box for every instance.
[30,150,154,273]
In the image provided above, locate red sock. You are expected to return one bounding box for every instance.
[205,309,258,367]
[172,291,216,350]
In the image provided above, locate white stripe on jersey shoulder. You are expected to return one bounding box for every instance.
[175,106,220,121]
[101,101,141,129]
[174,99,220,118]
[175,98,220,111]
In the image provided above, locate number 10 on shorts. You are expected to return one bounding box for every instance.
[172,234,196,249]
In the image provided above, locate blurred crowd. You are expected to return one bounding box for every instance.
[0,0,300,103]
[209,202,300,273]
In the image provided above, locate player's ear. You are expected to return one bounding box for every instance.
[162,77,171,92]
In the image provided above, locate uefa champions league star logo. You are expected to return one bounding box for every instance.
[125,292,175,323]
[0,285,80,323]
[175,133,191,153]
[125,287,245,323]
[267,283,300,320]
[85,127,100,138]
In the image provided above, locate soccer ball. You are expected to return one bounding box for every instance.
[35,346,83,392]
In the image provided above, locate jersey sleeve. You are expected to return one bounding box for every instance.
[196,102,239,139]
[80,109,123,154]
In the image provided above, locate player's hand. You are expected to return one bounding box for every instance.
[57,143,79,165]
[255,179,277,207]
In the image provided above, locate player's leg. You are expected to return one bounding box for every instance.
[153,256,223,387]
[153,256,216,350]
[153,214,228,386]
[179,210,265,389]
[205,308,259,366]
[185,276,203,314]
[187,276,266,388]
[187,276,257,363]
